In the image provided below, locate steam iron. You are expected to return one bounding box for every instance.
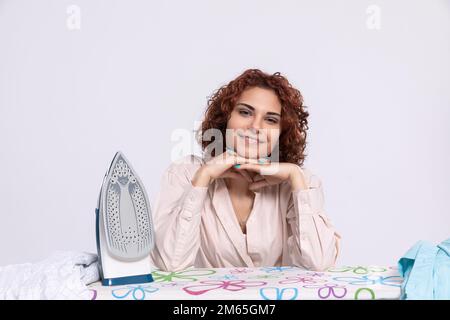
[95,151,155,286]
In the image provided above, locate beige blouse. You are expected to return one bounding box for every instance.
[150,154,341,272]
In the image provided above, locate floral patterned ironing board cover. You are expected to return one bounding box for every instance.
[87,265,402,300]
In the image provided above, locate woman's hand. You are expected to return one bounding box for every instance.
[191,150,260,187]
[234,162,308,192]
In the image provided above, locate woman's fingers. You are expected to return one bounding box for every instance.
[208,153,238,167]
[234,163,262,173]
[217,148,268,165]
[237,162,281,176]
[226,148,263,165]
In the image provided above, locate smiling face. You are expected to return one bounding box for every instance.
[226,86,282,160]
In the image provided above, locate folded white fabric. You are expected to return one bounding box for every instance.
[0,251,99,300]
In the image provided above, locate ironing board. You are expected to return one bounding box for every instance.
[86,265,402,300]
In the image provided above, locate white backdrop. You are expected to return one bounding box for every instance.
[1,0,449,266]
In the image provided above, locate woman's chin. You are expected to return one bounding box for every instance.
[235,149,265,160]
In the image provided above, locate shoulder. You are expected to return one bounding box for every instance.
[170,154,205,167]
[298,166,323,188]
[164,154,205,180]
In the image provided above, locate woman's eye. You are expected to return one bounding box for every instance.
[266,118,278,124]
[239,110,250,116]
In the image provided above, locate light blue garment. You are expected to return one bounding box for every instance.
[398,237,450,299]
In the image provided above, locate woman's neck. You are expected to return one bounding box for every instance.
[224,171,258,197]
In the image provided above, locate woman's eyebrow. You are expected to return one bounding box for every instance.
[236,102,281,117]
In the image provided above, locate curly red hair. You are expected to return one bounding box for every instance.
[195,69,309,166]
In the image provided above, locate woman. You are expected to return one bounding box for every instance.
[150,69,341,272]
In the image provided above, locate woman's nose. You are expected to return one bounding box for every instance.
[248,126,260,136]
[250,116,263,130]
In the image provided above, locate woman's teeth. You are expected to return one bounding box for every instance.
[238,133,264,144]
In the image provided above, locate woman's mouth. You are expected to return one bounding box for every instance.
[237,133,264,144]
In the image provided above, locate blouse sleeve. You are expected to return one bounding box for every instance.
[150,157,209,272]
[285,167,342,271]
